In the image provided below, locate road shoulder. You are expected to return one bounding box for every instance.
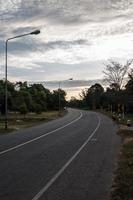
[110,128,133,200]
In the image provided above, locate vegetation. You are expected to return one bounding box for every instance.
[0,59,133,131]
[68,66,133,115]
[0,111,65,134]
[0,81,66,132]
[67,60,133,200]
[0,81,66,115]
[111,129,133,200]
[103,59,132,90]
[19,103,28,116]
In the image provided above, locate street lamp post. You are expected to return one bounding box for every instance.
[5,30,40,130]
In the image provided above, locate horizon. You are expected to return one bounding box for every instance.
[1,77,129,99]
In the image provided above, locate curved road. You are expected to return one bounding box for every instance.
[0,109,121,200]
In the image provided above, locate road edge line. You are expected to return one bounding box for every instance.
[31,114,101,200]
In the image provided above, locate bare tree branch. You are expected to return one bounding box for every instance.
[103,59,133,90]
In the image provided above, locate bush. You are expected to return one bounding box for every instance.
[19,103,28,116]
[34,103,42,114]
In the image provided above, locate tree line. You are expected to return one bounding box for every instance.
[0,81,66,115]
[68,60,133,114]
[1,60,133,115]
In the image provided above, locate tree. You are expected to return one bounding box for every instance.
[82,83,104,109]
[15,81,28,91]
[125,69,133,94]
[33,103,42,114]
[125,69,133,113]
[68,97,84,108]
[28,84,49,111]
[19,103,28,117]
[0,80,16,114]
[51,89,67,110]
[0,79,68,114]
[103,59,133,90]
[0,80,5,114]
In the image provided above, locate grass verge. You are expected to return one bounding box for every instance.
[0,110,66,134]
[111,129,133,200]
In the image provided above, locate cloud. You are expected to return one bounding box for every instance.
[38,39,90,52]
[0,37,90,59]
[0,0,133,26]
[0,0,133,82]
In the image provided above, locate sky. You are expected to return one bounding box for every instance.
[0,0,133,98]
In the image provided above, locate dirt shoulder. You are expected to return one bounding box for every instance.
[0,110,67,134]
[120,124,133,131]
[110,127,133,200]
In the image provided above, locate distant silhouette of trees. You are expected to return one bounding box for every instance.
[68,67,133,114]
[1,62,133,115]
[68,97,84,108]
[83,83,104,109]
[0,80,66,114]
[125,69,133,94]
[125,69,133,113]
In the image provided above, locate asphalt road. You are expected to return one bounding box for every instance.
[0,109,121,200]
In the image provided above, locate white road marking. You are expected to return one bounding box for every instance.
[0,112,83,156]
[31,115,101,200]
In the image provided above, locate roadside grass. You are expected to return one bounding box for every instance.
[111,129,133,200]
[90,109,133,200]
[97,109,133,126]
[119,114,133,126]
[0,110,66,134]
[97,110,133,199]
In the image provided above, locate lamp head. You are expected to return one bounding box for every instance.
[30,30,40,35]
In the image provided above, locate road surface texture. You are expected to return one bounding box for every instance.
[0,109,121,200]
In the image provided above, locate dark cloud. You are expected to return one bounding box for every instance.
[39,39,91,51]
[0,39,37,55]
[0,38,90,56]
[41,79,104,89]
